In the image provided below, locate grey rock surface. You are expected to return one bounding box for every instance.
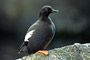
[16,43,90,60]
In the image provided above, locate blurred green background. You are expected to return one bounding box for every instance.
[0,0,90,60]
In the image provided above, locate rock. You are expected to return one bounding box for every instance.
[16,43,90,60]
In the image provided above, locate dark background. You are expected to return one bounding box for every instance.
[0,0,90,60]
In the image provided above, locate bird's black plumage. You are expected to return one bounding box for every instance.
[19,5,58,54]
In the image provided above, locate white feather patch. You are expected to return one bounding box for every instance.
[24,30,35,42]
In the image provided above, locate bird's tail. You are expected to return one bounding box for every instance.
[18,50,22,54]
[20,42,28,48]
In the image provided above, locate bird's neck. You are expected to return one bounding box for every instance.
[39,16,52,24]
[39,12,49,18]
[39,16,48,19]
[39,16,50,21]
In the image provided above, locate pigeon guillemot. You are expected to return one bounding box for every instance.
[18,5,58,55]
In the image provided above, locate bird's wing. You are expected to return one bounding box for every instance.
[27,20,40,32]
[20,21,38,48]
[20,42,28,48]
[20,23,37,48]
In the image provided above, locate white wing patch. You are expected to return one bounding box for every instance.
[24,29,35,42]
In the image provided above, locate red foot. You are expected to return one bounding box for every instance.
[35,50,48,55]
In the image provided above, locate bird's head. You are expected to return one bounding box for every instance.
[39,5,59,17]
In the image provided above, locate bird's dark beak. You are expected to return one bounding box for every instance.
[52,9,59,13]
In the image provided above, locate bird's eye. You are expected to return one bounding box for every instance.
[48,8,52,12]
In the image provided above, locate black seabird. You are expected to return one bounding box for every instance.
[19,5,58,55]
